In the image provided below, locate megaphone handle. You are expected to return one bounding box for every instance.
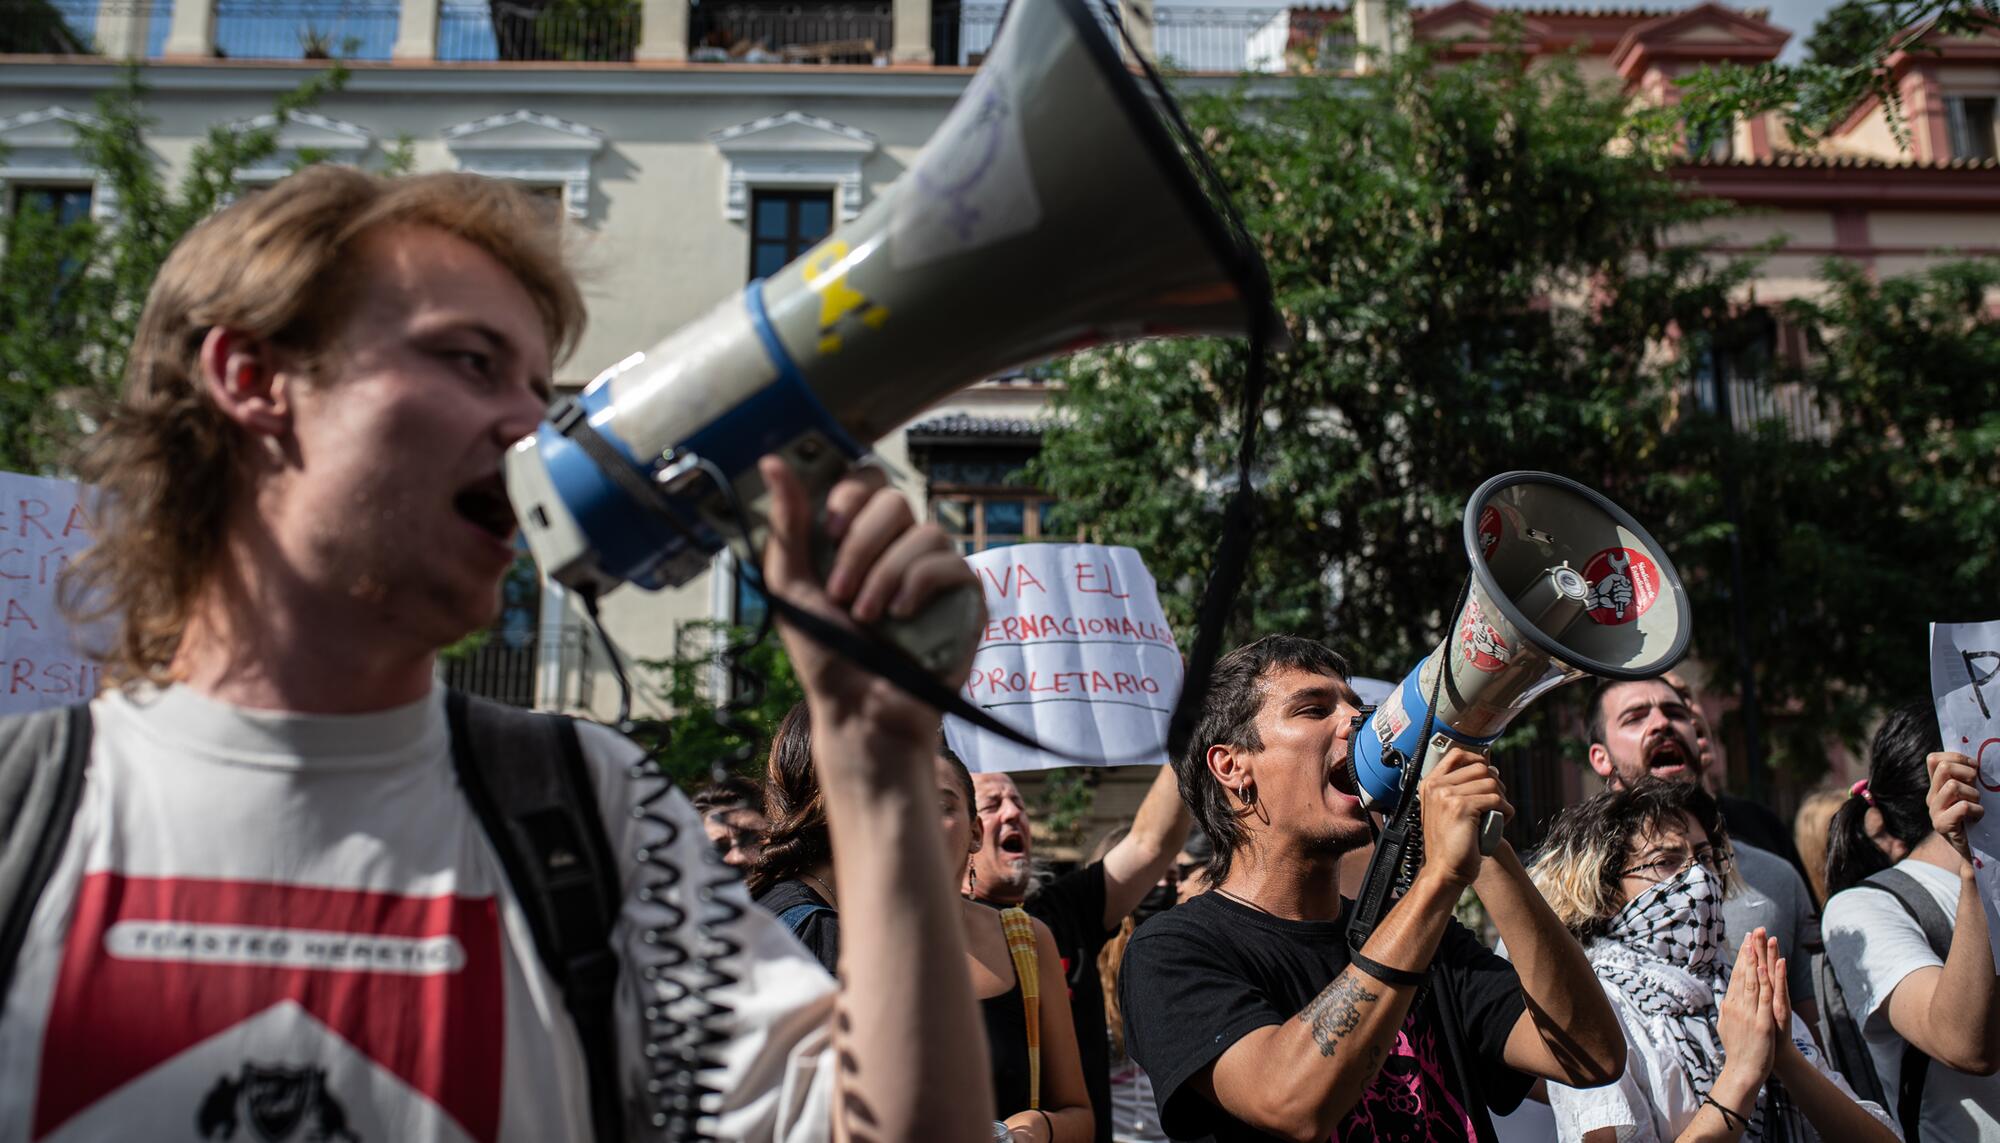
[713,436,984,678]
[1419,730,1504,856]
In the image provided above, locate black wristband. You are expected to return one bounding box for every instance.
[1701,1093,1748,1131]
[1349,949,1427,987]
[1032,1107,1055,1142]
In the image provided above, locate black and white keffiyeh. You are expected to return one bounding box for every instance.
[1588,865,1775,1141]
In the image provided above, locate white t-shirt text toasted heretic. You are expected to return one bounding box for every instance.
[0,685,836,1143]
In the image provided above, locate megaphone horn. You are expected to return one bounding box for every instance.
[1343,471,1692,852]
[505,0,1280,674]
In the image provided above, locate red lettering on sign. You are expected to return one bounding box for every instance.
[1074,562,1132,599]
[3,598,38,631]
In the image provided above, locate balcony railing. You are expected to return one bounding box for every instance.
[9,0,170,55]
[687,1,890,64]
[929,2,999,66]
[1156,6,1288,72]
[213,0,398,59]
[440,0,637,61]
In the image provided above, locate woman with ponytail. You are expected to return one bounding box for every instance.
[1821,701,1999,1141]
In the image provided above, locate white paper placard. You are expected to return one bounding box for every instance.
[945,544,1181,773]
[1928,619,2000,970]
[0,471,101,714]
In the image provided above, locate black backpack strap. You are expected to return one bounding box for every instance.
[1862,867,1956,1140]
[0,703,92,1003]
[1814,943,1886,1106]
[445,689,624,1143]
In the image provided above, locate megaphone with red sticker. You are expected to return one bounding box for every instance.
[1341,472,1691,852]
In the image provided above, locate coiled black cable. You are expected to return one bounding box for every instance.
[579,585,747,1143]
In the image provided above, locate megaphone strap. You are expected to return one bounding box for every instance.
[1348,575,1470,951]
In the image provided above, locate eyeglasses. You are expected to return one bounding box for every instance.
[1619,846,1733,884]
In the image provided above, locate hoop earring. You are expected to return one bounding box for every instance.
[1237,783,1270,827]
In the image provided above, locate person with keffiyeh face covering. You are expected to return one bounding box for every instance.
[1528,779,1901,1143]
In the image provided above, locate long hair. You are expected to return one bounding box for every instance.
[1177,635,1351,887]
[1528,777,1733,942]
[745,701,827,897]
[61,165,584,686]
[1792,786,1847,907]
[938,739,975,810]
[1825,701,1939,897]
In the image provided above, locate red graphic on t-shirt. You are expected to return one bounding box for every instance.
[1336,1017,1475,1142]
[35,874,504,1142]
[1583,547,1660,626]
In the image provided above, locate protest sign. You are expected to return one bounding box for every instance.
[945,544,1181,773]
[1,471,100,715]
[1928,620,2000,969]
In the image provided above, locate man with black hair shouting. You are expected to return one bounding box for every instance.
[1120,635,1624,1142]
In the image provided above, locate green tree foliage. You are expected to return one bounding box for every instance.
[0,0,88,53]
[0,63,347,474]
[631,622,804,790]
[491,0,638,62]
[1674,0,1998,148]
[1806,0,1901,69]
[1035,42,1750,691]
[1033,41,2000,780]
[1720,259,2000,759]
[1028,769,1098,848]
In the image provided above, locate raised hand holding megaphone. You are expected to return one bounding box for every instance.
[1340,472,1692,855]
[504,0,1279,676]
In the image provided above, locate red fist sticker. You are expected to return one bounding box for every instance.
[1458,596,1511,673]
[1477,506,1504,561]
[1584,547,1660,625]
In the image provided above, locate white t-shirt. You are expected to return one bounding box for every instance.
[1822,858,2000,1143]
[1721,842,1821,1006]
[1547,972,1893,1142]
[0,685,837,1142]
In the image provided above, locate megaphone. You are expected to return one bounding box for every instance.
[504,0,1279,674]
[1344,471,1691,849]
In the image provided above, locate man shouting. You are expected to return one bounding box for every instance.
[1121,635,1624,1141]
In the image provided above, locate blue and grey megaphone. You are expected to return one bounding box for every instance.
[503,0,1279,675]
[1342,472,1692,850]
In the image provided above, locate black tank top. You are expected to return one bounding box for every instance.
[981,975,1033,1116]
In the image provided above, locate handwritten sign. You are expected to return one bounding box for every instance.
[1,471,100,715]
[1928,620,2000,970]
[945,544,1182,773]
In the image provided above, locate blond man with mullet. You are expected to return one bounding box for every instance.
[0,166,994,1142]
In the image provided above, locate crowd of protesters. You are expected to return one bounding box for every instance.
[713,633,2000,1143]
[0,166,1993,1143]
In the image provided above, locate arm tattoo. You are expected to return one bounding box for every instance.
[1300,970,1382,1058]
